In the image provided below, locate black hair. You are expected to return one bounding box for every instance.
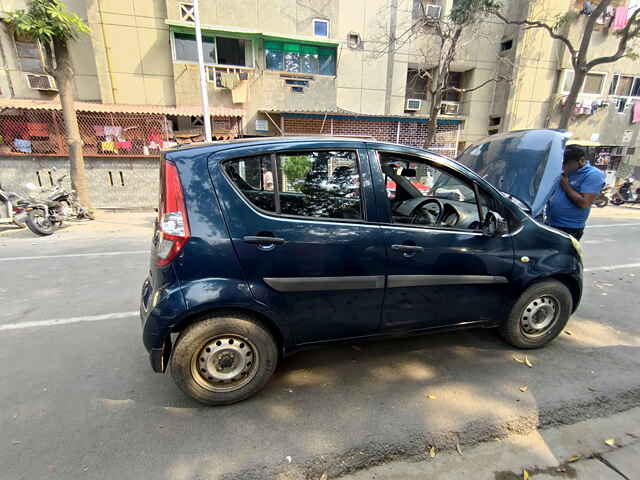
[564,145,585,164]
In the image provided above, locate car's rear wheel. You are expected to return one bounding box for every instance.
[499,280,572,349]
[170,313,278,405]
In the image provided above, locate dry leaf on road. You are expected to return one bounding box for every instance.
[605,438,616,447]
[425,394,437,400]
[456,439,463,456]
[524,356,533,368]
[320,473,328,480]
[523,469,529,479]
[513,355,525,363]
[565,330,573,336]
[567,455,581,463]
[519,385,528,392]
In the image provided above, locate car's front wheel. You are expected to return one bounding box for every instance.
[170,313,278,405]
[499,280,572,349]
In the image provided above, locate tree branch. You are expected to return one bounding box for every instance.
[493,11,577,61]
[445,75,511,94]
[585,7,640,69]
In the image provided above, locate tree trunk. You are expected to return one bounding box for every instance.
[52,37,91,209]
[424,98,440,149]
[559,68,586,130]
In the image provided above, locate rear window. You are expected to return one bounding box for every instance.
[223,150,363,221]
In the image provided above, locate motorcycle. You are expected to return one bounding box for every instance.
[24,169,94,236]
[0,183,29,228]
[611,177,640,206]
[594,185,611,208]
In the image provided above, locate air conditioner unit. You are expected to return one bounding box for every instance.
[424,4,442,19]
[440,101,461,115]
[406,98,422,111]
[25,74,57,91]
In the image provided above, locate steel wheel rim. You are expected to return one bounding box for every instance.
[520,295,559,338]
[191,335,259,392]
[33,211,53,231]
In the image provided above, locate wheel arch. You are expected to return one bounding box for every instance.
[170,307,288,358]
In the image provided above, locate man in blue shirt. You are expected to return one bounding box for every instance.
[548,145,605,240]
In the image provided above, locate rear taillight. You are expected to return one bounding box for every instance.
[156,160,190,266]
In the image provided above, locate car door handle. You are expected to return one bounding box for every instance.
[243,235,286,245]
[391,244,424,253]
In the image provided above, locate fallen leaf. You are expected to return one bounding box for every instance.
[523,469,529,480]
[425,394,437,400]
[605,438,616,447]
[525,356,533,368]
[286,455,292,463]
[456,439,463,456]
[429,445,437,458]
[320,473,328,480]
[567,455,581,463]
[519,385,528,392]
[513,355,525,363]
[565,330,573,336]
[11,440,21,445]
[351,345,362,351]
[557,467,567,473]
[588,387,597,392]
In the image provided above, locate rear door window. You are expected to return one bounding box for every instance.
[224,150,363,221]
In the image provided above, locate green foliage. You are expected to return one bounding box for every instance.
[3,0,89,43]
[282,156,311,192]
[449,0,502,24]
[554,11,579,30]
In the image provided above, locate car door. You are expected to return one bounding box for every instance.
[210,142,386,345]
[370,148,515,331]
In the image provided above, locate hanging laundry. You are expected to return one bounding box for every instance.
[220,72,241,89]
[147,130,163,145]
[162,141,177,149]
[25,122,49,137]
[632,102,640,123]
[3,120,28,139]
[116,140,132,151]
[100,141,116,152]
[13,138,32,153]
[104,126,122,136]
[613,7,628,29]
[94,125,105,136]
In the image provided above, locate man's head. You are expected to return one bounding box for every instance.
[563,145,586,173]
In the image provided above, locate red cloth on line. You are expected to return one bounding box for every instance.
[116,141,132,151]
[147,130,163,145]
[2,120,27,139]
[25,122,48,137]
[613,7,628,30]
[633,102,640,124]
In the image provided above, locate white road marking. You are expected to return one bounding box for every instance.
[0,250,147,262]
[0,311,138,331]
[587,223,640,228]
[585,262,640,272]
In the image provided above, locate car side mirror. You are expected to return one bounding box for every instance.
[482,211,508,236]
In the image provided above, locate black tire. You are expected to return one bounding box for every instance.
[594,197,608,208]
[170,313,278,406]
[611,197,624,206]
[25,209,57,236]
[499,280,572,349]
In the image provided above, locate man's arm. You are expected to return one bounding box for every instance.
[559,173,600,209]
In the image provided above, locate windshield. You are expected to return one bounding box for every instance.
[457,133,552,211]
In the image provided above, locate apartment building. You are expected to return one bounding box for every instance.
[0,0,639,206]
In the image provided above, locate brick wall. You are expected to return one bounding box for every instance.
[283,117,461,157]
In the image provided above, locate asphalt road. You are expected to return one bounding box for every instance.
[1,209,640,480]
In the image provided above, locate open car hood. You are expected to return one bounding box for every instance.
[457,129,569,217]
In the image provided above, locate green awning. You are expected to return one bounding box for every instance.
[261,34,338,48]
[169,24,261,40]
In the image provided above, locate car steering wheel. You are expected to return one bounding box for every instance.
[409,198,442,225]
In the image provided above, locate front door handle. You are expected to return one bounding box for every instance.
[391,244,424,253]
[243,235,286,245]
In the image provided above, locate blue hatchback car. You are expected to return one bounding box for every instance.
[140,129,583,405]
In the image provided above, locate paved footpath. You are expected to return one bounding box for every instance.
[341,407,640,480]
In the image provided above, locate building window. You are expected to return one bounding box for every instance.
[264,41,336,76]
[14,34,44,73]
[500,39,513,52]
[560,70,606,95]
[172,32,251,67]
[313,19,330,37]
[608,73,640,113]
[179,3,195,22]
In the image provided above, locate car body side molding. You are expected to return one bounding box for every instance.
[264,275,386,292]
[387,275,509,288]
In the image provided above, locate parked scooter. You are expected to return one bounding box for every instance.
[611,178,640,206]
[24,169,93,236]
[594,185,611,208]
[0,183,29,228]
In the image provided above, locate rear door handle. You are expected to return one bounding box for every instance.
[391,244,424,253]
[243,236,286,245]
